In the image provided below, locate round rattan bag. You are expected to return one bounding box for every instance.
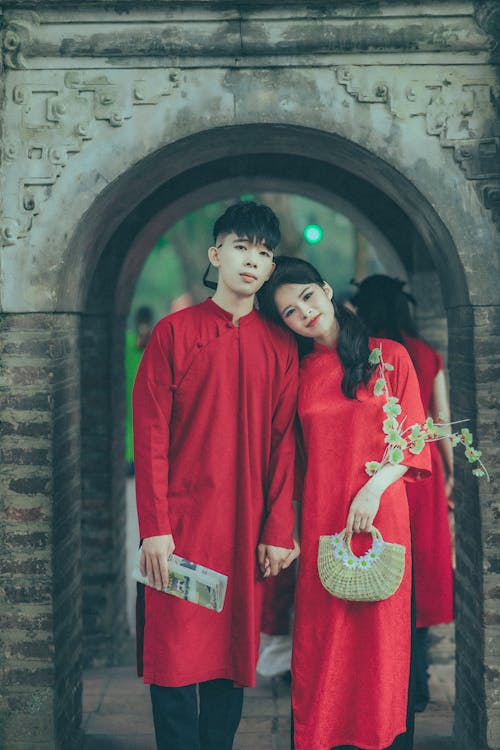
[317,526,406,602]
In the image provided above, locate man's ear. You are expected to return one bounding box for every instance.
[323,282,333,300]
[207,245,221,267]
[266,261,276,280]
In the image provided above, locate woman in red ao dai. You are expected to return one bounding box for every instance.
[258,257,430,750]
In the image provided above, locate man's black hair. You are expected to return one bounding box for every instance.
[213,201,280,250]
[204,201,281,290]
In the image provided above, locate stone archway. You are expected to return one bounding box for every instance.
[1,5,498,749]
[75,123,492,750]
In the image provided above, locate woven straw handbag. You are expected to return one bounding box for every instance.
[317,526,405,602]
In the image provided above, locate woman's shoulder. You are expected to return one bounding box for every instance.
[368,336,410,363]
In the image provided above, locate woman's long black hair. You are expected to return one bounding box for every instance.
[257,256,375,399]
[352,275,418,344]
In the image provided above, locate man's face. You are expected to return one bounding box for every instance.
[208,232,275,298]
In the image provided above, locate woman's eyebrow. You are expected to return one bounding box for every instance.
[280,288,310,316]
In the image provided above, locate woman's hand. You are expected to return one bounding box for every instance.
[346,464,408,534]
[346,484,381,534]
[282,537,300,570]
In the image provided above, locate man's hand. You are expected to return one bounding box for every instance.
[257,544,297,578]
[140,534,175,590]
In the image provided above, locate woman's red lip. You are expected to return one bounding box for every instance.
[307,314,321,328]
[240,273,257,281]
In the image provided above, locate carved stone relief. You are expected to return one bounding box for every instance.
[336,66,500,229]
[0,7,499,246]
[0,70,180,246]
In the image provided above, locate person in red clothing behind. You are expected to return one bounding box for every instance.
[353,275,454,713]
[258,257,430,750]
[133,202,300,750]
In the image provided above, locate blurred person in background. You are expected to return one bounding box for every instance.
[353,275,454,714]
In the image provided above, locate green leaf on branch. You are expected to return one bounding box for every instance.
[383,417,398,434]
[410,423,422,440]
[409,437,426,454]
[365,460,382,476]
[425,417,440,436]
[389,447,404,465]
[369,348,382,365]
[383,397,402,417]
[366,343,488,484]
[461,428,473,446]
[384,428,400,444]
[465,447,482,463]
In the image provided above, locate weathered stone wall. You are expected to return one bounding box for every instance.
[0,314,82,749]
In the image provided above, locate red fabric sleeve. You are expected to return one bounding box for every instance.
[132,321,174,539]
[260,340,298,549]
[387,342,432,482]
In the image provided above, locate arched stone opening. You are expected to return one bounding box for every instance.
[75,124,474,740]
[1,116,492,749]
[0,3,498,747]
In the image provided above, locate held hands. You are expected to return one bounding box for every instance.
[140,534,175,590]
[257,540,300,578]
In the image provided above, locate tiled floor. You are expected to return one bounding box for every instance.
[83,624,455,749]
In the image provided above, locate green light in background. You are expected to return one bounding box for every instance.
[303,224,323,244]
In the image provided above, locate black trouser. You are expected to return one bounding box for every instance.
[150,678,244,750]
[413,627,429,710]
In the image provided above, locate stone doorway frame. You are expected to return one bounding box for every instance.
[75,124,493,750]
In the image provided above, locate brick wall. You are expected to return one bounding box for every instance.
[473,305,500,750]
[80,314,129,668]
[450,304,500,750]
[0,313,82,749]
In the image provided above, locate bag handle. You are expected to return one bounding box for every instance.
[343,525,383,558]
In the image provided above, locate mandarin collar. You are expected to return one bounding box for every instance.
[313,340,338,354]
[204,297,257,327]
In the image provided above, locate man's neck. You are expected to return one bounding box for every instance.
[211,288,255,325]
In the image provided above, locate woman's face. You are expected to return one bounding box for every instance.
[274,282,337,345]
